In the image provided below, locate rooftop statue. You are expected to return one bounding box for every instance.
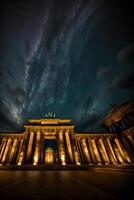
[45,112,56,119]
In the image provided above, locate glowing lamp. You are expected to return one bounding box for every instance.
[98,162,101,165]
[62,162,66,165]
[33,162,37,165]
[17,162,21,166]
[76,162,81,165]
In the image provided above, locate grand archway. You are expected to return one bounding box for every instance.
[43,139,58,164]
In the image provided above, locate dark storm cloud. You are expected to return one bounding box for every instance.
[24,0,105,113]
[117,43,134,64]
[77,112,102,132]
[5,85,26,107]
[111,70,134,90]
[0,100,22,131]
[97,66,111,79]
[0,0,134,132]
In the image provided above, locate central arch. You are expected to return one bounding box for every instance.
[43,139,58,164]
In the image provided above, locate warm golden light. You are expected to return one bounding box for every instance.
[17,162,21,166]
[33,131,41,165]
[26,131,34,162]
[17,152,24,166]
[33,162,37,165]
[33,155,38,164]
[0,115,133,168]
[61,152,66,165]
[2,138,12,164]
[45,148,54,164]
[76,162,81,165]
[62,162,66,165]
[98,163,101,165]
[74,151,81,165]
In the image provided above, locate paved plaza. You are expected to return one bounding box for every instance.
[0,169,133,200]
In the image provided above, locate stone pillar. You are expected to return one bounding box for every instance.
[114,138,131,163]
[127,135,134,147]
[90,139,101,164]
[98,138,110,163]
[33,131,41,165]
[26,131,34,163]
[77,139,85,163]
[122,137,133,162]
[106,138,117,163]
[17,133,29,165]
[2,138,12,164]
[16,139,24,165]
[73,138,81,165]
[8,139,18,164]
[0,139,7,162]
[88,140,96,163]
[81,139,91,163]
[57,130,66,165]
[41,133,44,164]
[112,141,124,163]
[0,139,4,152]
[97,139,106,163]
[65,130,74,164]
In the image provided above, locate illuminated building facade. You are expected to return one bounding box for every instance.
[0,102,134,167]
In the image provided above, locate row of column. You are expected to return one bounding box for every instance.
[76,136,134,165]
[0,132,134,166]
[0,130,76,165]
[0,131,42,165]
[0,138,22,165]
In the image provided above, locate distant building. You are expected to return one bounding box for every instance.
[0,102,134,168]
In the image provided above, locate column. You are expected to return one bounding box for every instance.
[98,138,110,163]
[90,139,101,164]
[97,139,106,163]
[122,137,133,162]
[0,139,4,152]
[115,138,131,163]
[77,139,85,163]
[33,131,41,165]
[106,138,117,163]
[2,138,12,164]
[127,135,134,147]
[81,139,91,163]
[65,130,74,164]
[0,139,7,163]
[88,140,96,163]
[8,139,18,164]
[17,133,29,165]
[41,134,44,164]
[73,138,81,165]
[16,139,24,165]
[26,131,34,163]
[57,130,66,165]
[112,141,124,163]
[103,139,113,164]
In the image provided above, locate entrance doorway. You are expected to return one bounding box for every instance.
[45,148,54,164]
[43,139,58,164]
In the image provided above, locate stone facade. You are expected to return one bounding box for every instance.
[0,102,134,167]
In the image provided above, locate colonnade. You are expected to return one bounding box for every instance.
[0,129,80,165]
[0,130,134,166]
[75,136,134,164]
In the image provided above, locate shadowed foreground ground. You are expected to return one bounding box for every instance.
[0,169,133,200]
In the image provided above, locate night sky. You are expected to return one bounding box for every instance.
[0,0,134,132]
